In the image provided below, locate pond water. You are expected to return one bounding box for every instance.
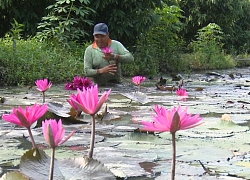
[1,68,250,179]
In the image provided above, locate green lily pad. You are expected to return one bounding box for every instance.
[0,138,24,165]
[59,157,116,180]
[0,171,29,180]
[121,92,151,104]
[46,102,71,118]
[19,148,115,180]
[20,148,64,180]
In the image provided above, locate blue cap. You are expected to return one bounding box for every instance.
[93,23,108,35]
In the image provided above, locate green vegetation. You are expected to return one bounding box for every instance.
[0,37,86,86]
[183,23,236,70]
[1,0,250,86]
[122,5,186,76]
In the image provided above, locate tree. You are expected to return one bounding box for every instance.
[1,0,162,48]
[226,1,250,53]
[0,0,54,37]
[36,0,94,47]
[176,0,247,52]
[86,0,162,47]
[122,4,185,76]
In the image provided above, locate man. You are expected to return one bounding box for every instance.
[84,23,134,86]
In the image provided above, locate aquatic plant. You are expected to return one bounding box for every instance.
[2,103,48,148]
[67,84,111,158]
[101,47,113,54]
[64,76,93,91]
[176,88,188,96]
[42,119,75,180]
[139,105,204,180]
[132,76,146,91]
[35,78,52,103]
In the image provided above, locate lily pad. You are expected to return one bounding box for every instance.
[59,157,116,180]
[46,102,71,118]
[121,92,151,104]
[20,148,64,180]
[0,171,29,180]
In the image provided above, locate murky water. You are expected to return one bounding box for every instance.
[1,67,250,179]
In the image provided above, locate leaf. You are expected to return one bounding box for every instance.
[58,156,116,180]
[43,102,86,124]
[96,105,121,121]
[20,148,65,180]
[97,113,121,121]
[0,171,29,180]
[47,102,71,118]
[121,92,151,104]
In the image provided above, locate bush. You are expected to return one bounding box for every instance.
[0,37,85,86]
[186,23,236,70]
[181,49,236,71]
[122,5,186,77]
[234,52,250,67]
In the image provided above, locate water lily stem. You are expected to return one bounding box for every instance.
[88,115,96,158]
[49,148,55,180]
[138,85,141,92]
[171,132,176,180]
[42,92,45,103]
[27,127,36,148]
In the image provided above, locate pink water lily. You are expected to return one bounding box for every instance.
[67,94,79,111]
[139,105,203,180]
[66,94,82,117]
[42,119,75,148]
[2,103,48,148]
[140,105,203,133]
[101,47,113,54]
[2,104,48,128]
[67,84,111,158]
[64,76,93,90]
[132,76,146,91]
[68,84,111,115]
[42,119,75,180]
[132,76,146,86]
[176,88,188,96]
[35,78,52,92]
[35,78,52,103]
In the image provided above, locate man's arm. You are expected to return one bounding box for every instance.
[84,46,117,76]
[114,41,134,63]
[84,47,98,77]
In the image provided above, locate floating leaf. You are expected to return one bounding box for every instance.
[0,130,11,136]
[20,148,64,180]
[97,113,121,121]
[0,138,25,165]
[0,171,29,180]
[19,148,115,180]
[59,156,116,180]
[47,102,71,118]
[121,92,150,104]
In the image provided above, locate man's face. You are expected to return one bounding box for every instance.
[94,34,109,48]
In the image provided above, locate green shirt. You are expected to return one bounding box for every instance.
[84,40,134,85]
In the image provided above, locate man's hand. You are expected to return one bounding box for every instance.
[102,53,115,61]
[98,64,117,75]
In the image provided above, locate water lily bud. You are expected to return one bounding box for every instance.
[170,111,181,133]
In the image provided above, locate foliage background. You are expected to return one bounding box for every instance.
[0,38,86,86]
[0,0,250,85]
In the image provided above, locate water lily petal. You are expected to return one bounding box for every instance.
[139,105,203,133]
